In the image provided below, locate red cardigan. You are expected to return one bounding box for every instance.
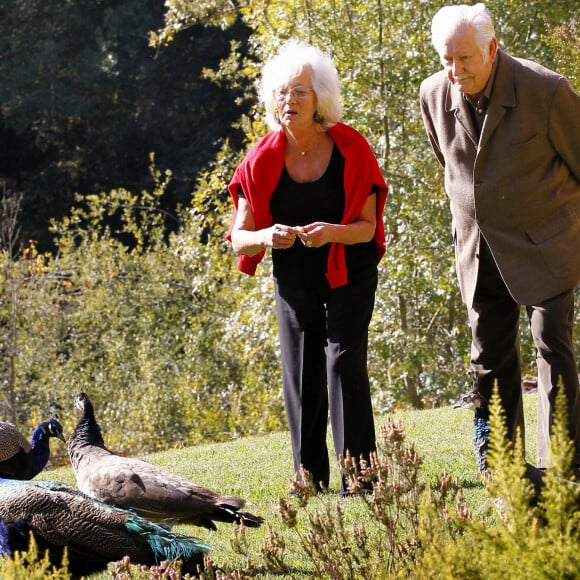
[227,122,388,288]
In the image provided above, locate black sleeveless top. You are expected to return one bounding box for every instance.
[271,145,345,228]
[244,145,376,286]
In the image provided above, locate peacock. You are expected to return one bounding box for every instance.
[0,418,65,480]
[68,391,264,530]
[0,477,210,577]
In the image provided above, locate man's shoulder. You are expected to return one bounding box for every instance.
[420,69,448,98]
[501,50,563,84]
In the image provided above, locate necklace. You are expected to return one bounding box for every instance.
[291,134,315,157]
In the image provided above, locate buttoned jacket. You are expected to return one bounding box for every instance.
[420,49,580,307]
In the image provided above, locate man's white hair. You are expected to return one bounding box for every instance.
[431,3,496,63]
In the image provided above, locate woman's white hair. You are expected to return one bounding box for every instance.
[431,3,496,64]
[259,40,342,131]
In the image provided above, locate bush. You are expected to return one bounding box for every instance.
[266,386,580,579]
[1,163,284,459]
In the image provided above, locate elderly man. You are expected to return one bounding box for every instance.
[420,3,580,476]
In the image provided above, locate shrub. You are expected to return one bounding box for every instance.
[406,386,580,579]
[267,386,580,579]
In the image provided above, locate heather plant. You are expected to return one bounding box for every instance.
[273,418,429,578]
[110,555,191,579]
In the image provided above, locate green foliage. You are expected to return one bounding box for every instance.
[149,0,239,46]
[486,0,577,66]
[0,0,252,249]
[0,534,70,579]
[410,386,580,579]
[1,158,285,458]
[543,18,580,90]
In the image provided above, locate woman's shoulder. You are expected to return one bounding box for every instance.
[232,130,286,189]
[328,122,365,141]
[328,122,375,156]
[245,130,285,160]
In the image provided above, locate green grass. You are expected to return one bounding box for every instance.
[44,393,539,578]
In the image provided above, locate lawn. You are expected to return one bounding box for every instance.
[45,393,539,578]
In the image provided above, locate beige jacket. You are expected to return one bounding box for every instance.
[420,49,580,307]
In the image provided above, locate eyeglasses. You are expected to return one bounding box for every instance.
[275,86,314,101]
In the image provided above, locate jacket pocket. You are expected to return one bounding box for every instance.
[526,206,578,244]
[525,206,580,279]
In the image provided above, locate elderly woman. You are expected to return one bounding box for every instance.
[227,40,388,495]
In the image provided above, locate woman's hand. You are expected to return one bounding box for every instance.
[231,199,300,255]
[297,193,377,248]
[296,223,332,248]
[263,224,299,250]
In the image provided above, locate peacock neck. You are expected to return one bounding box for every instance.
[79,416,105,446]
[28,424,51,478]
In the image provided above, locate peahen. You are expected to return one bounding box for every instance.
[68,391,264,530]
[0,477,210,576]
[0,418,65,480]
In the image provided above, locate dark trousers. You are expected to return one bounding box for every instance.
[468,239,580,469]
[274,268,377,492]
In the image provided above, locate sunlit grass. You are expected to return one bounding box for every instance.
[44,393,539,578]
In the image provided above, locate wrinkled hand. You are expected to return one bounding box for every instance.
[296,222,331,248]
[264,224,299,249]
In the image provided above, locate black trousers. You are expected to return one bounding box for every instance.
[274,267,377,492]
[468,239,580,468]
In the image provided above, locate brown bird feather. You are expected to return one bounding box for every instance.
[0,478,209,576]
[67,392,264,530]
[0,423,31,462]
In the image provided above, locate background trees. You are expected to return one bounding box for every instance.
[0,0,578,458]
[0,0,254,248]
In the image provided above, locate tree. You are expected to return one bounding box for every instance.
[0,0,254,250]
[156,0,580,408]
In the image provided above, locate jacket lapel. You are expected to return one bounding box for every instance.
[446,85,478,146]
[480,51,517,150]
